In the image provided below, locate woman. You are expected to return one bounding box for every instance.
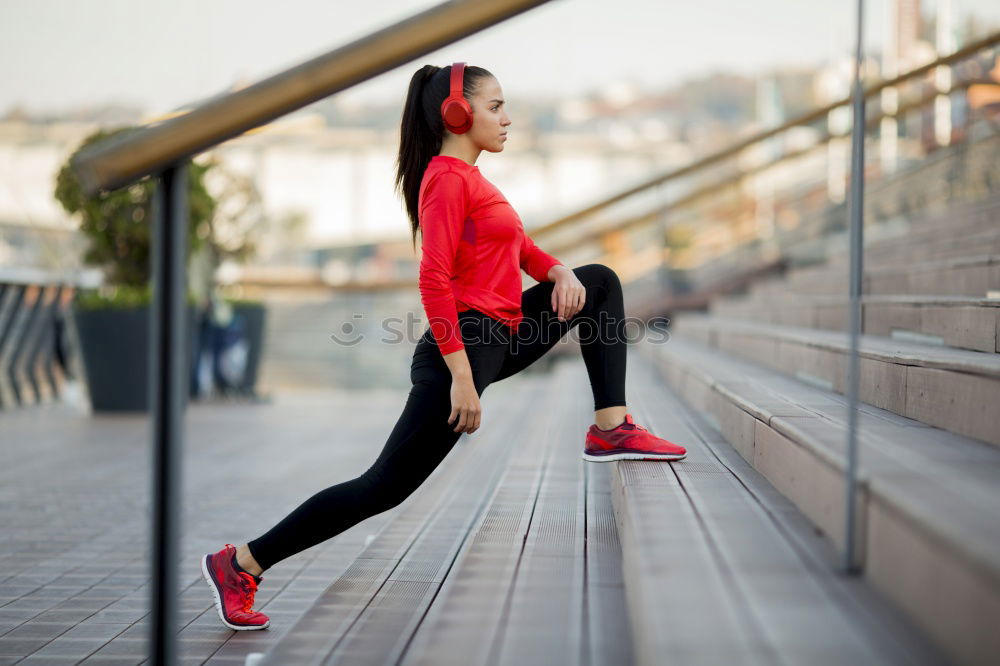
[201,62,686,631]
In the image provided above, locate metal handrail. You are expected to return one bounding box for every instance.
[71,0,552,195]
[531,30,1000,240]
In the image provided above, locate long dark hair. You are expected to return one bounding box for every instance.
[395,63,493,250]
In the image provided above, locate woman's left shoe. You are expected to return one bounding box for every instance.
[583,413,687,462]
[201,544,270,630]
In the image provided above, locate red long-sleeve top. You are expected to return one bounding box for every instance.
[417,155,563,355]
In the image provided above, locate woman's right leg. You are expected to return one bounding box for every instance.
[245,330,501,571]
[492,263,628,411]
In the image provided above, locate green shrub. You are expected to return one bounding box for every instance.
[74,284,152,310]
[55,127,217,305]
[73,285,199,310]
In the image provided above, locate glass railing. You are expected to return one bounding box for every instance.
[527,32,1000,315]
[0,268,88,409]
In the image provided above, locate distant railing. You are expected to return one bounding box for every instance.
[529,31,1000,294]
[0,269,85,409]
[222,32,1000,304]
[545,78,992,257]
[534,31,1000,239]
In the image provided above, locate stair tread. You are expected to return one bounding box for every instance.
[260,377,559,664]
[822,228,1000,265]
[861,253,999,274]
[720,293,1000,307]
[259,364,634,665]
[677,313,1000,377]
[645,334,1000,578]
[609,356,946,664]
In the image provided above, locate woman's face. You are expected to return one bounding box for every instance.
[466,76,511,152]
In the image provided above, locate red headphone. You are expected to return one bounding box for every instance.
[440,62,473,134]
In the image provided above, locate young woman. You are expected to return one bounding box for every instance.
[201,62,687,631]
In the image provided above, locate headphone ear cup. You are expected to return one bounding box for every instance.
[441,98,473,134]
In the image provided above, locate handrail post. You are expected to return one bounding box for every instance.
[149,162,187,664]
[843,0,866,575]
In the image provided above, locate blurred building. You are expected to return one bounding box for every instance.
[1,65,821,284]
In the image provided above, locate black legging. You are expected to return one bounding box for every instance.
[248,263,627,570]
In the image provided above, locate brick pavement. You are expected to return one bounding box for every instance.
[0,387,425,665]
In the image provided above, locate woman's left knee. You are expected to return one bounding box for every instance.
[580,263,621,291]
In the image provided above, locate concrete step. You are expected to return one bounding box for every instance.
[635,334,1000,665]
[868,254,1000,298]
[847,226,1000,267]
[257,364,633,666]
[243,354,950,665]
[399,365,598,665]
[872,199,1000,244]
[767,254,1000,298]
[769,196,1000,297]
[671,314,1000,446]
[609,356,949,666]
[781,197,1000,276]
[847,196,1000,260]
[711,294,1000,353]
[800,228,1000,281]
[890,194,1000,231]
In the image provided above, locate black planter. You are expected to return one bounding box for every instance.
[231,302,266,395]
[73,304,196,412]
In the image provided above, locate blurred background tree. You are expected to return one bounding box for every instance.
[54,127,216,299]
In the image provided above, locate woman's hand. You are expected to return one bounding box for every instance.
[449,376,482,434]
[550,266,586,322]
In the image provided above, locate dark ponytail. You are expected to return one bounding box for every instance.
[394,63,493,250]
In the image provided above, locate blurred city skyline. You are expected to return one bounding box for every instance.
[3,0,999,117]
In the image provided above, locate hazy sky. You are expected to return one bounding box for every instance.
[2,0,998,115]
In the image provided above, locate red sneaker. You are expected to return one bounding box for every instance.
[201,544,270,630]
[583,413,687,462]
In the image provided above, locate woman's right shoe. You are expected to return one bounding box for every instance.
[201,544,270,630]
[583,413,687,462]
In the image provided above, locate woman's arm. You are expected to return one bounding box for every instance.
[442,348,479,434]
[520,234,584,320]
[547,263,570,281]
[418,171,468,356]
[418,170,480,434]
[520,232,562,283]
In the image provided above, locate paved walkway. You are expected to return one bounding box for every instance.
[0,352,943,665]
[0,383,456,664]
